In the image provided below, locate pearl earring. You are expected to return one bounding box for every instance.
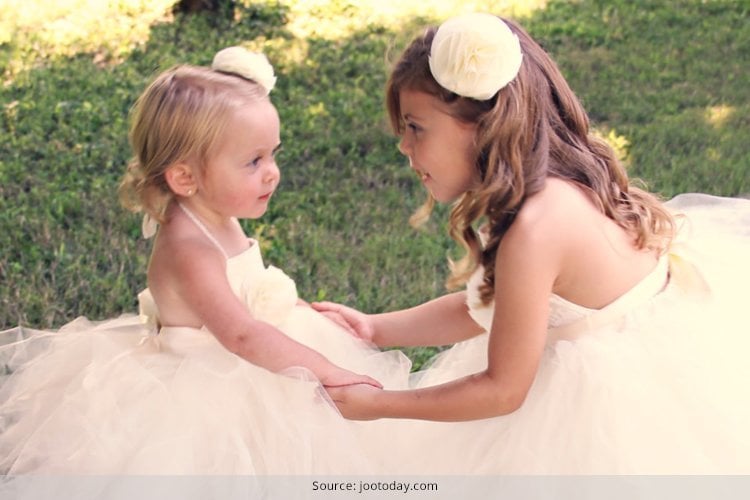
[187,189,193,196]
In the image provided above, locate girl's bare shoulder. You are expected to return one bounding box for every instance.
[522,177,598,216]
[509,178,599,242]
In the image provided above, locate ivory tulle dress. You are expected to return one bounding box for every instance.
[1,193,749,476]
[388,193,750,475]
[0,207,411,475]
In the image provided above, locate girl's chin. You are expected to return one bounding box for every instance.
[242,207,269,219]
[429,190,461,204]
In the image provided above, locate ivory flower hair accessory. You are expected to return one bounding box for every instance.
[212,46,277,95]
[429,13,523,100]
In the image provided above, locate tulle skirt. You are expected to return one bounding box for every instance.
[0,307,411,475]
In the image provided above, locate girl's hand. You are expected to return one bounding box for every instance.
[319,366,382,390]
[325,383,383,420]
[311,301,375,343]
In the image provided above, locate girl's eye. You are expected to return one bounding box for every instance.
[406,122,421,133]
[248,157,261,168]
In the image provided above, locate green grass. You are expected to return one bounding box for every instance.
[2,0,748,369]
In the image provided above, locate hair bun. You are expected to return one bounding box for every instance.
[211,47,277,95]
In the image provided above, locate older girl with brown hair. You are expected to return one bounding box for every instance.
[315,13,750,474]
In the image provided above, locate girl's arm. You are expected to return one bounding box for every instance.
[164,240,381,388]
[327,204,563,420]
[370,292,485,347]
[313,292,485,348]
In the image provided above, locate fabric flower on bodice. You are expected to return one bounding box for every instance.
[245,266,298,326]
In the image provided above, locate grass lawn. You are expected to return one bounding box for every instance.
[2,0,748,368]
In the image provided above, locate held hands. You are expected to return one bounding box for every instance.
[319,365,382,390]
[325,383,383,420]
[311,301,375,343]
[310,301,384,419]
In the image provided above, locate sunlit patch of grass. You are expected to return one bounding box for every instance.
[243,35,311,68]
[1,0,175,80]
[282,0,547,40]
[705,105,734,129]
[593,127,631,164]
[1,0,547,81]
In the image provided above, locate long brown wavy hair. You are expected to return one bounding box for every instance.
[386,18,675,305]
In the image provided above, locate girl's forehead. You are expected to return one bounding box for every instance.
[399,89,453,118]
[220,100,279,150]
[230,99,277,124]
[399,89,431,111]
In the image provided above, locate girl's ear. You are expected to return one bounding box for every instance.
[164,163,198,197]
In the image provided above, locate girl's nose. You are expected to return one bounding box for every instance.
[398,134,411,156]
[265,161,280,184]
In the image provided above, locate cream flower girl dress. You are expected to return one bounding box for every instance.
[0,207,411,475]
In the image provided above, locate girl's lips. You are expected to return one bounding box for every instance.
[413,168,430,182]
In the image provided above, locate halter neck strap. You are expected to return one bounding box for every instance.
[177,203,229,260]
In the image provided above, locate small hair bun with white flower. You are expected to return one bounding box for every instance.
[429,13,523,101]
[212,46,277,95]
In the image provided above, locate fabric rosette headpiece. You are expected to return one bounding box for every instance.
[428,13,523,101]
[212,46,277,96]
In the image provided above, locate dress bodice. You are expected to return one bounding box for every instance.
[224,242,299,326]
[466,257,670,342]
[137,203,299,330]
[138,242,299,330]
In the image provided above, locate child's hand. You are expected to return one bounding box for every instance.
[311,301,375,343]
[325,383,382,420]
[319,366,382,390]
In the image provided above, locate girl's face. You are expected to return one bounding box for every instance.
[397,89,478,202]
[196,99,281,220]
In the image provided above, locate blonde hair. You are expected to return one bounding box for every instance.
[119,65,267,222]
[386,18,676,304]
